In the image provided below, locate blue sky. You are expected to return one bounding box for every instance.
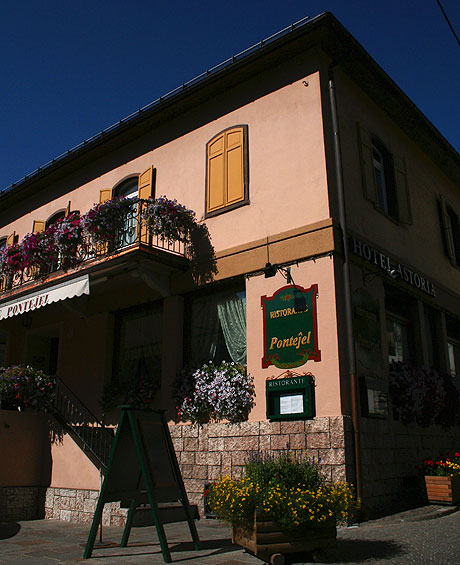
[1,0,459,192]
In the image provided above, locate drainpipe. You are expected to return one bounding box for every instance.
[328,66,362,504]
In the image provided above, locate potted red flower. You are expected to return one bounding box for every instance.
[423,452,460,504]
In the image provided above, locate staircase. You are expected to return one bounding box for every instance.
[53,377,114,472]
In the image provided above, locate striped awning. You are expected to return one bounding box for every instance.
[0,275,90,320]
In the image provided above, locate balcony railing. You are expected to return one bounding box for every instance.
[0,198,188,293]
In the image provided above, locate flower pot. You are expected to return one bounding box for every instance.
[425,475,460,505]
[232,515,337,564]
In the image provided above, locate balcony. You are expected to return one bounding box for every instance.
[0,198,192,302]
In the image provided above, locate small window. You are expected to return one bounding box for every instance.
[448,341,460,377]
[0,238,6,252]
[115,177,139,200]
[385,285,415,364]
[387,316,410,363]
[46,211,66,229]
[113,302,163,385]
[357,123,411,224]
[440,196,460,267]
[185,286,247,366]
[447,316,460,377]
[372,140,398,218]
[206,126,248,217]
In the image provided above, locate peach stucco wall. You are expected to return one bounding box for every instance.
[0,70,329,258]
[246,255,341,420]
[50,434,100,489]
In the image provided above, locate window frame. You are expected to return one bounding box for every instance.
[111,300,163,386]
[357,123,412,225]
[183,281,247,367]
[205,125,249,218]
[440,195,460,267]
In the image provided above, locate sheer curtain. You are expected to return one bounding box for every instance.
[188,290,247,366]
[217,292,246,363]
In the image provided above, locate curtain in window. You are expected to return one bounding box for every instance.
[217,292,247,364]
[189,290,247,366]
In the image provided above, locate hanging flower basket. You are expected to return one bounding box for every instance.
[21,229,59,276]
[0,365,56,413]
[81,197,133,247]
[53,212,83,268]
[174,361,255,424]
[0,243,23,279]
[142,196,196,242]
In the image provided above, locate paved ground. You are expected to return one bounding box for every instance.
[0,505,459,564]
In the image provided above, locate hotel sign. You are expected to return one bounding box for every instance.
[351,237,436,297]
[261,284,321,369]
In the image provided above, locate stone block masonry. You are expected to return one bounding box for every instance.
[39,416,351,525]
[172,416,352,513]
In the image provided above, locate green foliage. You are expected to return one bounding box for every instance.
[244,450,323,493]
[207,450,355,529]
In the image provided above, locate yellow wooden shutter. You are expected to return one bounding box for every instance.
[99,189,112,203]
[356,123,377,204]
[393,155,412,224]
[33,220,46,233]
[138,166,155,200]
[65,201,71,217]
[225,128,244,205]
[207,134,225,213]
[6,233,16,247]
[440,196,455,262]
[138,167,156,243]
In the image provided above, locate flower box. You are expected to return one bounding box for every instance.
[233,514,337,564]
[425,475,460,505]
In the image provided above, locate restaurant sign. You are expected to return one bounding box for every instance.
[261,284,321,369]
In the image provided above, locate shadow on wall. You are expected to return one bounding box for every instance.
[0,410,53,488]
[187,222,218,286]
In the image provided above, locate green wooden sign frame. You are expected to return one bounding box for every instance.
[83,407,199,562]
[261,284,321,369]
[266,372,315,420]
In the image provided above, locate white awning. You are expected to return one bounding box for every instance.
[0,275,90,320]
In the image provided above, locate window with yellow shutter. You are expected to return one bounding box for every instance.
[206,125,248,217]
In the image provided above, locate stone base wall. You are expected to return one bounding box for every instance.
[0,487,46,521]
[44,488,127,526]
[37,416,351,525]
[169,416,354,512]
[360,419,460,517]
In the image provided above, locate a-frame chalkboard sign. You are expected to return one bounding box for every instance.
[84,407,200,562]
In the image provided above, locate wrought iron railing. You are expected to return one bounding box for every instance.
[0,198,187,293]
[53,377,114,472]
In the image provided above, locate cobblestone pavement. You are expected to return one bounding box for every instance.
[0,506,459,564]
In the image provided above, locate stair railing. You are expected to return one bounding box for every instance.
[53,376,114,472]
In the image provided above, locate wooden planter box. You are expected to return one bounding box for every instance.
[425,475,460,505]
[233,515,337,564]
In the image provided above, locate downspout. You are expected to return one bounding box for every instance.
[328,66,362,504]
